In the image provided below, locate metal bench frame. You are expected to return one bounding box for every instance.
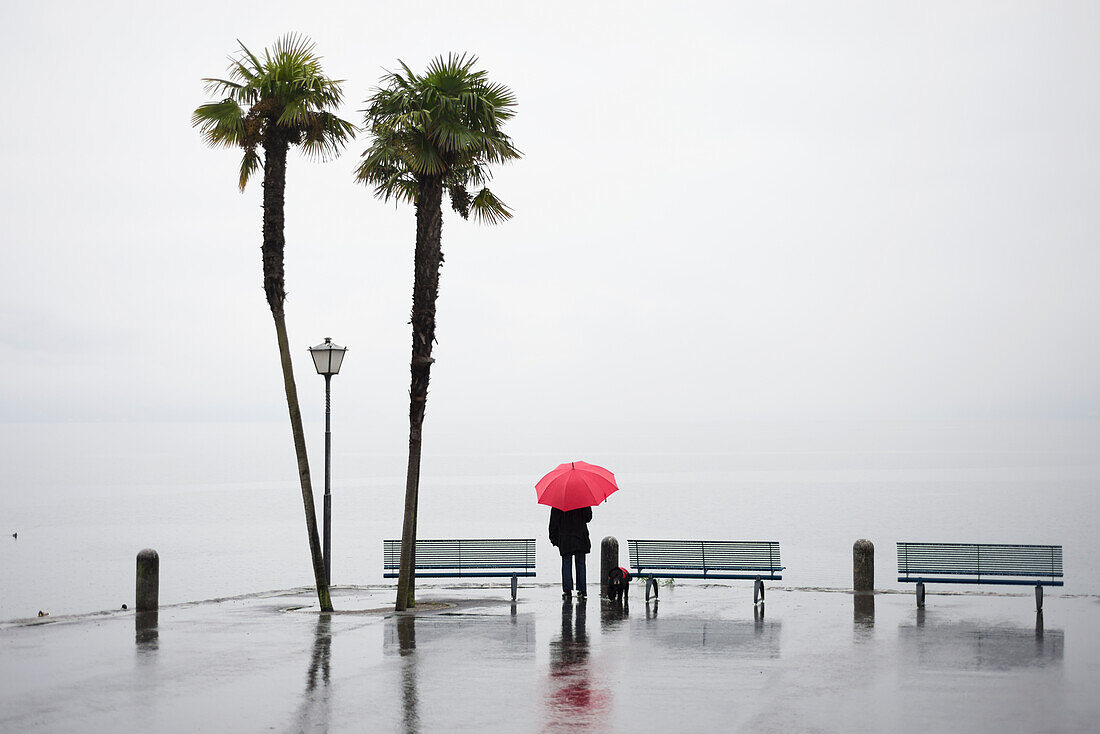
[897,542,1063,611]
[628,539,784,604]
[383,538,536,601]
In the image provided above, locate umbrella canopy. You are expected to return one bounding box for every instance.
[535,461,619,511]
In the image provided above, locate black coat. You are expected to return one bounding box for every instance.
[549,507,592,556]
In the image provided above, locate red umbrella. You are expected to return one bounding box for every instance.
[536,461,619,511]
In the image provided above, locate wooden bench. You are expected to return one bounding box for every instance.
[897,542,1063,611]
[628,539,783,603]
[383,538,536,601]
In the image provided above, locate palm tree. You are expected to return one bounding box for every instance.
[192,34,355,612]
[356,54,520,611]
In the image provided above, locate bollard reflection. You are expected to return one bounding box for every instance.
[600,595,629,630]
[853,592,875,627]
[545,600,608,727]
[134,610,159,652]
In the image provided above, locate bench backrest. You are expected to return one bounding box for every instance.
[897,542,1063,581]
[628,539,782,573]
[383,538,536,572]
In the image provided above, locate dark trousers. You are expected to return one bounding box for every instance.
[561,553,586,594]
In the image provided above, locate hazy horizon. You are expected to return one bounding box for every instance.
[2,2,1098,438]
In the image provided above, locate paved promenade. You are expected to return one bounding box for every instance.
[1,583,1096,732]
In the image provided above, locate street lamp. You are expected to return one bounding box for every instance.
[308,337,348,586]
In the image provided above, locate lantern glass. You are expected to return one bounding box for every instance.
[327,347,346,375]
[309,338,347,376]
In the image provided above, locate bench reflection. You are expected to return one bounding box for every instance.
[632,608,781,658]
[898,613,1062,671]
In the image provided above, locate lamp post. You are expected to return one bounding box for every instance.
[308,337,348,586]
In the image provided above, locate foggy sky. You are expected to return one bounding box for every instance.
[2,1,1098,435]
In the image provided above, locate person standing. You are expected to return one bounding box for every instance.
[549,506,592,599]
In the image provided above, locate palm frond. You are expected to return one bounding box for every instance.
[235,39,265,80]
[300,111,357,160]
[192,99,245,147]
[238,148,261,191]
[468,187,512,225]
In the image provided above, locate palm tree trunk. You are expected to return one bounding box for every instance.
[263,137,333,612]
[395,175,444,611]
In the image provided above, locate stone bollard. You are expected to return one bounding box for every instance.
[853,539,874,593]
[136,549,159,612]
[601,537,619,599]
[853,539,875,622]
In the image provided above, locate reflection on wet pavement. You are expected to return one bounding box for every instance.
[545,599,609,729]
[290,613,332,732]
[3,588,1095,732]
[638,606,781,658]
[134,610,158,652]
[382,606,539,731]
[599,596,629,629]
[899,612,1063,671]
[854,593,875,626]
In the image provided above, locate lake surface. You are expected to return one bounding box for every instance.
[1,419,1097,620]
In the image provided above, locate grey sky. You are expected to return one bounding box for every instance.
[2,1,1098,435]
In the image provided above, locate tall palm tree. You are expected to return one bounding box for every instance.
[356,54,520,611]
[192,34,355,612]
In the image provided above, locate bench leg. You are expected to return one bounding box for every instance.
[511,573,518,602]
[916,581,925,609]
[646,576,658,602]
[754,576,764,605]
[1035,584,1043,613]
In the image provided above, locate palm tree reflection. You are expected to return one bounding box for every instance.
[545,600,608,728]
[290,613,333,732]
[397,615,420,733]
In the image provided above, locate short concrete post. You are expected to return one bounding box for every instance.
[853,539,875,621]
[601,536,619,599]
[853,539,874,593]
[136,549,159,612]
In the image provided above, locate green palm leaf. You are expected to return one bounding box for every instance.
[468,187,512,225]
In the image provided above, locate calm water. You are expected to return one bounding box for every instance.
[1,419,1097,620]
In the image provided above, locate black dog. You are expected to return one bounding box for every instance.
[606,566,632,602]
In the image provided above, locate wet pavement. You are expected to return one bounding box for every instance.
[1,583,1097,732]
